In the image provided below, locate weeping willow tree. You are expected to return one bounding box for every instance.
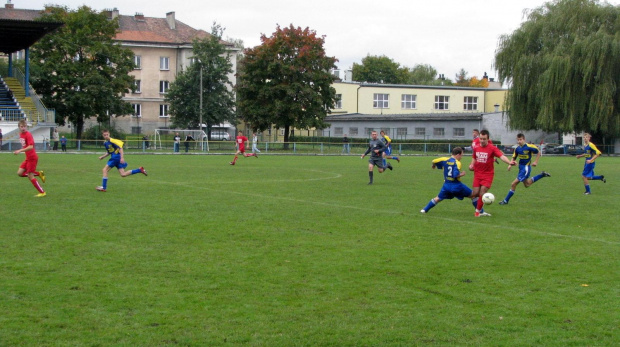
[495,0,620,137]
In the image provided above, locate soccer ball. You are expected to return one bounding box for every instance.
[482,193,495,205]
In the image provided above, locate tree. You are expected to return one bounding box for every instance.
[166,24,236,135]
[236,24,338,144]
[495,0,620,137]
[409,64,438,85]
[453,69,489,88]
[30,6,135,139]
[351,55,409,84]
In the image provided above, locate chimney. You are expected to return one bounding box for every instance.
[112,8,119,19]
[166,11,176,30]
[135,12,145,21]
[5,0,14,9]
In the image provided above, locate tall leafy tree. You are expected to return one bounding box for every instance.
[409,64,438,85]
[236,24,338,144]
[166,24,236,135]
[352,55,409,84]
[495,0,620,137]
[30,6,135,139]
[453,68,489,87]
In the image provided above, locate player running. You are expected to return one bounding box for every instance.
[361,130,392,185]
[13,119,46,197]
[96,129,147,192]
[420,147,480,213]
[499,133,551,205]
[230,131,257,165]
[468,130,512,217]
[379,130,400,167]
[576,133,606,195]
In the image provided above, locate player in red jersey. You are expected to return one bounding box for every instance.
[468,130,513,217]
[229,131,257,165]
[13,119,46,197]
[472,128,499,164]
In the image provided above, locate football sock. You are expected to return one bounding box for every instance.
[423,199,437,212]
[476,196,484,211]
[585,184,591,193]
[232,156,238,164]
[472,197,479,209]
[531,174,543,182]
[30,178,44,193]
[130,169,141,175]
[102,177,108,190]
[369,171,373,183]
[382,158,387,167]
[592,175,603,180]
[504,190,515,202]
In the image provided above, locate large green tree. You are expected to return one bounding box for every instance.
[236,24,338,144]
[30,6,135,139]
[166,24,236,135]
[495,0,620,137]
[352,55,410,84]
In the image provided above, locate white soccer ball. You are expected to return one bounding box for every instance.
[482,193,495,205]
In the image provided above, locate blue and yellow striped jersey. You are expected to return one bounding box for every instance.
[584,142,601,160]
[512,143,539,166]
[381,135,392,147]
[432,156,462,182]
[104,138,124,159]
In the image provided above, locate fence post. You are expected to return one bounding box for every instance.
[293,142,296,153]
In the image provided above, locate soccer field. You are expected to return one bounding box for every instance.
[1,153,618,346]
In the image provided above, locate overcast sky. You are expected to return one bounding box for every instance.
[22,0,620,81]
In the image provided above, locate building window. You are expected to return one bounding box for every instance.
[159,81,169,94]
[415,127,426,136]
[433,128,445,137]
[159,104,169,117]
[334,94,342,109]
[134,55,141,69]
[396,127,407,136]
[401,94,416,109]
[365,128,375,136]
[464,96,478,111]
[334,127,343,135]
[434,95,449,110]
[131,103,141,117]
[453,128,465,137]
[349,127,358,136]
[373,93,389,109]
[134,80,141,93]
[160,57,169,70]
[131,126,142,134]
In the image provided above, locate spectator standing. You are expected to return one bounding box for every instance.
[173,133,181,153]
[342,134,350,154]
[184,134,195,153]
[52,129,59,150]
[60,136,67,152]
[252,133,261,154]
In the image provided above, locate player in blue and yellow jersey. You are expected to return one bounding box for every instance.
[420,147,479,213]
[499,133,551,205]
[576,133,606,195]
[96,129,147,192]
[380,130,400,168]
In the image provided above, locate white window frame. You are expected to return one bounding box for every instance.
[134,55,141,69]
[401,94,417,109]
[159,104,170,118]
[160,56,170,70]
[464,96,478,111]
[134,80,141,94]
[132,103,141,117]
[415,127,426,136]
[349,127,358,136]
[434,95,449,110]
[373,93,389,109]
[396,127,407,136]
[453,128,465,137]
[433,128,445,137]
[334,94,342,109]
[159,80,169,94]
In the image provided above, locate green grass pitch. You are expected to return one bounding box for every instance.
[1,152,618,346]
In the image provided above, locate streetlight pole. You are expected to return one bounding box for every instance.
[199,66,204,150]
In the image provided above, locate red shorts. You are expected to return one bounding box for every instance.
[20,158,38,174]
[473,174,494,189]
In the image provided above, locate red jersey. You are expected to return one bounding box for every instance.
[20,131,38,160]
[236,135,248,152]
[472,143,503,175]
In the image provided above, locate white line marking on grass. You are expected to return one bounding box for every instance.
[149,177,619,246]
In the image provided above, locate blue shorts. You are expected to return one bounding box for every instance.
[384,146,392,155]
[517,165,531,182]
[437,182,472,201]
[107,157,128,170]
[582,162,595,178]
